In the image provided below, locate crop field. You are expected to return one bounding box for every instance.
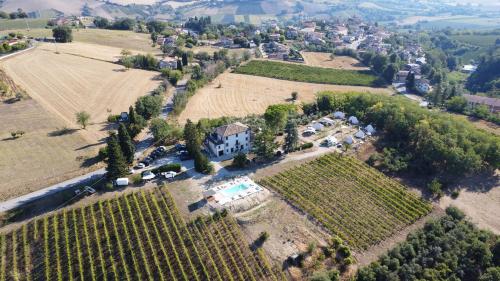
[235,60,379,86]
[258,154,432,249]
[301,52,369,70]
[2,42,160,143]
[178,72,391,123]
[0,189,283,280]
[0,19,48,31]
[0,100,98,201]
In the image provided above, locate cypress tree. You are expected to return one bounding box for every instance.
[177,59,183,71]
[283,119,299,153]
[128,105,137,124]
[182,53,188,66]
[106,132,128,179]
[184,119,200,156]
[118,123,135,163]
[194,151,212,174]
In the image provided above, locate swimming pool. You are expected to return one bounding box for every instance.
[220,183,251,197]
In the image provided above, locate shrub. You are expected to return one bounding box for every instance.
[291,91,298,101]
[301,142,314,150]
[98,147,108,161]
[107,114,120,123]
[428,178,443,197]
[130,174,142,185]
[10,130,25,139]
[451,190,460,199]
[232,152,248,168]
[152,163,182,174]
[259,231,269,242]
[307,242,317,254]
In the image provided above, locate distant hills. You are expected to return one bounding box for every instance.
[1,0,499,28]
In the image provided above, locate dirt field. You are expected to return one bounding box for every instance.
[301,52,370,70]
[3,42,161,143]
[178,72,392,123]
[0,100,99,201]
[439,170,500,234]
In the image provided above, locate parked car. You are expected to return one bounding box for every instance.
[115,178,129,186]
[141,171,156,181]
[162,171,177,180]
[175,143,186,151]
[134,163,146,169]
[178,151,192,161]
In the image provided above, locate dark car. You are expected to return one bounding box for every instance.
[175,143,187,151]
[179,151,192,161]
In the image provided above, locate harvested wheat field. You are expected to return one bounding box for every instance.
[3,43,161,143]
[0,100,99,201]
[179,72,391,123]
[301,52,369,70]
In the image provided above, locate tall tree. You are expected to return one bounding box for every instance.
[406,72,416,92]
[383,63,398,83]
[283,120,299,153]
[184,119,200,156]
[194,151,212,174]
[106,132,128,179]
[182,53,188,66]
[52,26,73,43]
[254,128,278,159]
[118,123,135,163]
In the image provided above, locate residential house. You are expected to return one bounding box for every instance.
[159,57,178,70]
[461,64,477,74]
[207,122,251,157]
[269,33,281,42]
[415,79,431,95]
[396,71,409,83]
[463,94,500,113]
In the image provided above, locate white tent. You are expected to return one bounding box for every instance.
[354,130,366,139]
[333,111,345,119]
[323,136,338,147]
[348,116,359,125]
[320,117,335,126]
[365,124,375,134]
[344,135,354,145]
[303,127,316,135]
[311,122,325,131]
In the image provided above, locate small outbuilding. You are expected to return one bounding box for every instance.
[334,111,345,119]
[348,116,359,125]
[323,136,338,147]
[303,127,316,136]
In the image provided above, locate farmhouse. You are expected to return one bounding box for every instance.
[207,122,251,157]
[159,57,178,70]
[463,94,500,113]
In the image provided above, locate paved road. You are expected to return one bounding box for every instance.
[0,86,176,213]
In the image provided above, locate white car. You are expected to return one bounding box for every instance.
[162,171,177,179]
[134,163,146,169]
[142,171,156,181]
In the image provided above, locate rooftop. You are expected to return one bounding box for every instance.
[215,122,249,137]
[463,94,500,107]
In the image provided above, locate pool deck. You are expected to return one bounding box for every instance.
[206,176,266,207]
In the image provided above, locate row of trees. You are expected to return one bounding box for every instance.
[183,120,213,174]
[0,8,28,19]
[93,17,135,30]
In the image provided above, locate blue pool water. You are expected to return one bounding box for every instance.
[220,183,251,197]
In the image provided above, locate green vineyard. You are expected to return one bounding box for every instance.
[0,189,283,281]
[259,154,432,250]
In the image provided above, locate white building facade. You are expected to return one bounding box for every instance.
[207,122,251,157]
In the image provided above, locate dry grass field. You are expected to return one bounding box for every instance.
[301,52,370,70]
[1,28,159,54]
[0,100,99,201]
[178,72,392,123]
[3,43,161,143]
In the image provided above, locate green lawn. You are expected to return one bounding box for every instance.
[235,60,379,86]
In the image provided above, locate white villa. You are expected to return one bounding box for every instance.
[207,122,251,157]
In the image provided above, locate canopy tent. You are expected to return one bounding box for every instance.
[348,116,359,125]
